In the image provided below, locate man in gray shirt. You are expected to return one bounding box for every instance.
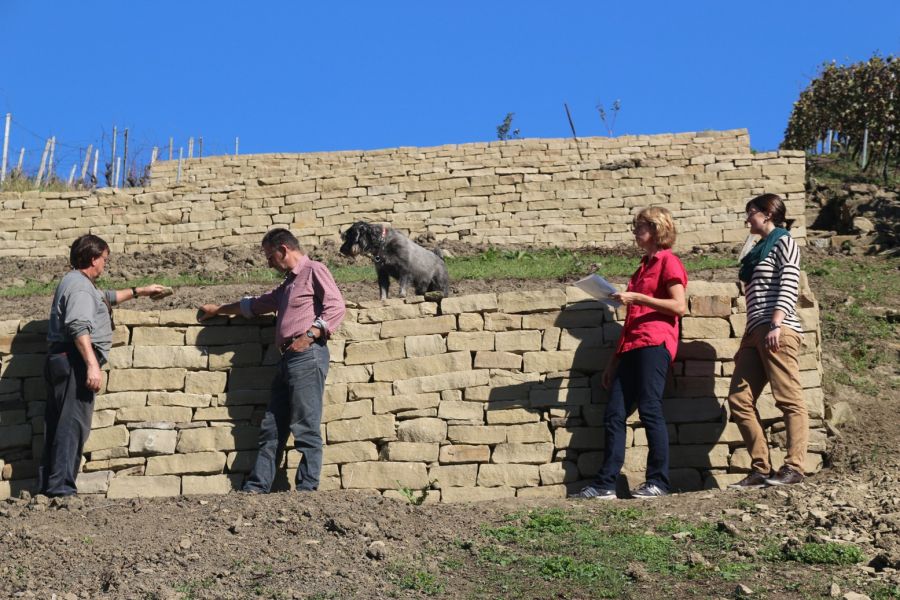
[41,234,165,497]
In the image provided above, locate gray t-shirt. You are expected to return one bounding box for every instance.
[47,270,117,363]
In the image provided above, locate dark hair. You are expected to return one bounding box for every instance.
[746,194,787,227]
[69,234,109,269]
[261,228,300,251]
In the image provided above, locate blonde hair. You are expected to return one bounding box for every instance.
[634,207,677,249]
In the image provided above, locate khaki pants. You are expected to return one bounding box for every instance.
[727,326,808,474]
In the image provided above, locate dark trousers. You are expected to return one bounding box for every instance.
[594,344,671,491]
[243,343,329,493]
[39,348,95,496]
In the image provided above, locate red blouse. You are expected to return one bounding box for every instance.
[615,249,688,362]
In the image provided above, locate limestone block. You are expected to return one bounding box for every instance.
[379,442,440,462]
[439,445,491,464]
[477,464,540,487]
[186,326,260,345]
[323,441,378,465]
[129,429,178,455]
[690,296,732,317]
[348,382,392,400]
[404,334,446,358]
[107,475,181,498]
[147,392,212,408]
[669,444,731,469]
[685,282,740,297]
[146,451,226,475]
[176,425,258,452]
[447,331,494,351]
[484,313,522,331]
[492,442,554,464]
[373,393,441,414]
[373,351,471,382]
[334,321,381,341]
[677,338,742,360]
[322,399,373,423]
[344,338,405,365]
[2,354,46,377]
[670,468,703,491]
[523,351,576,373]
[677,422,743,444]
[83,425,129,453]
[558,328,605,351]
[539,461,579,485]
[326,365,372,384]
[380,315,456,338]
[131,327,185,346]
[681,317,731,339]
[438,401,484,421]
[158,309,207,326]
[495,330,542,352]
[440,294,498,314]
[474,351,522,370]
[358,303,434,323]
[703,473,747,489]
[193,406,254,421]
[107,368,187,392]
[529,387,591,407]
[75,471,112,495]
[447,425,507,445]
[0,424,31,450]
[207,344,264,369]
[440,486,515,503]
[397,418,447,443]
[554,427,605,450]
[229,366,278,390]
[428,464,477,488]
[95,392,147,410]
[182,474,243,495]
[117,406,192,423]
[457,313,484,332]
[394,369,490,395]
[663,396,725,423]
[107,346,133,369]
[498,290,566,314]
[485,408,541,424]
[185,371,227,394]
[341,461,428,490]
[327,415,396,442]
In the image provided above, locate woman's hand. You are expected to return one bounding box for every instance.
[601,360,618,390]
[611,291,641,306]
[765,327,782,352]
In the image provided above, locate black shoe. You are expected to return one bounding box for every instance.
[764,465,804,486]
[630,482,668,498]
[568,485,617,499]
[728,471,771,489]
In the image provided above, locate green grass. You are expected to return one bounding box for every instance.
[762,541,863,565]
[0,248,737,298]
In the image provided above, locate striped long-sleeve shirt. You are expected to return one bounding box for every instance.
[743,235,803,335]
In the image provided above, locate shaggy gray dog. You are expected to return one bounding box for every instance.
[339,222,450,299]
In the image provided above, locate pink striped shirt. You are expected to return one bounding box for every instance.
[249,255,345,349]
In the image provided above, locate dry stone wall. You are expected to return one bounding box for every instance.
[0,280,825,501]
[0,130,806,258]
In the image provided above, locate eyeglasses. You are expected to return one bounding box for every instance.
[746,208,761,218]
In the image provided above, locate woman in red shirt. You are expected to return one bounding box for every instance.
[571,207,687,499]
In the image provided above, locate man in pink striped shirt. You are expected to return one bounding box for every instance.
[199,228,345,493]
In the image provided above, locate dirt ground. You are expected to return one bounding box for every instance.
[1,243,898,599]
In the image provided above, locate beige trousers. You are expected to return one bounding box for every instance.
[727,325,808,474]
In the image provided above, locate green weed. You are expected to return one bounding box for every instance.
[398,570,445,595]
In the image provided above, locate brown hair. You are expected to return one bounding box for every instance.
[69,234,109,269]
[746,194,787,227]
[634,206,677,249]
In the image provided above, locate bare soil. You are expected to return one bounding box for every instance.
[1,244,898,599]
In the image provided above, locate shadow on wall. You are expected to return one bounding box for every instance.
[1,320,50,497]
[485,301,724,495]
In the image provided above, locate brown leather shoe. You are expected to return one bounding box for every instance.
[728,471,771,489]
[764,465,805,486]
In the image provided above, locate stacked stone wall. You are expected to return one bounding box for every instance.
[0,130,806,258]
[0,280,825,501]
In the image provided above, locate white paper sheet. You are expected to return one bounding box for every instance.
[574,274,622,307]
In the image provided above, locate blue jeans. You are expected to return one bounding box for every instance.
[243,343,329,492]
[594,344,671,491]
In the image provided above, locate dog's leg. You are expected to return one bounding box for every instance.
[398,274,410,297]
[377,267,391,300]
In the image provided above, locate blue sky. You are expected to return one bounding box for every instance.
[2,1,898,178]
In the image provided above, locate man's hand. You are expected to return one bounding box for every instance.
[85,362,102,392]
[197,304,221,322]
[140,284,168,298]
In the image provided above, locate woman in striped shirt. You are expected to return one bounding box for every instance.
[728,194,808,488]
